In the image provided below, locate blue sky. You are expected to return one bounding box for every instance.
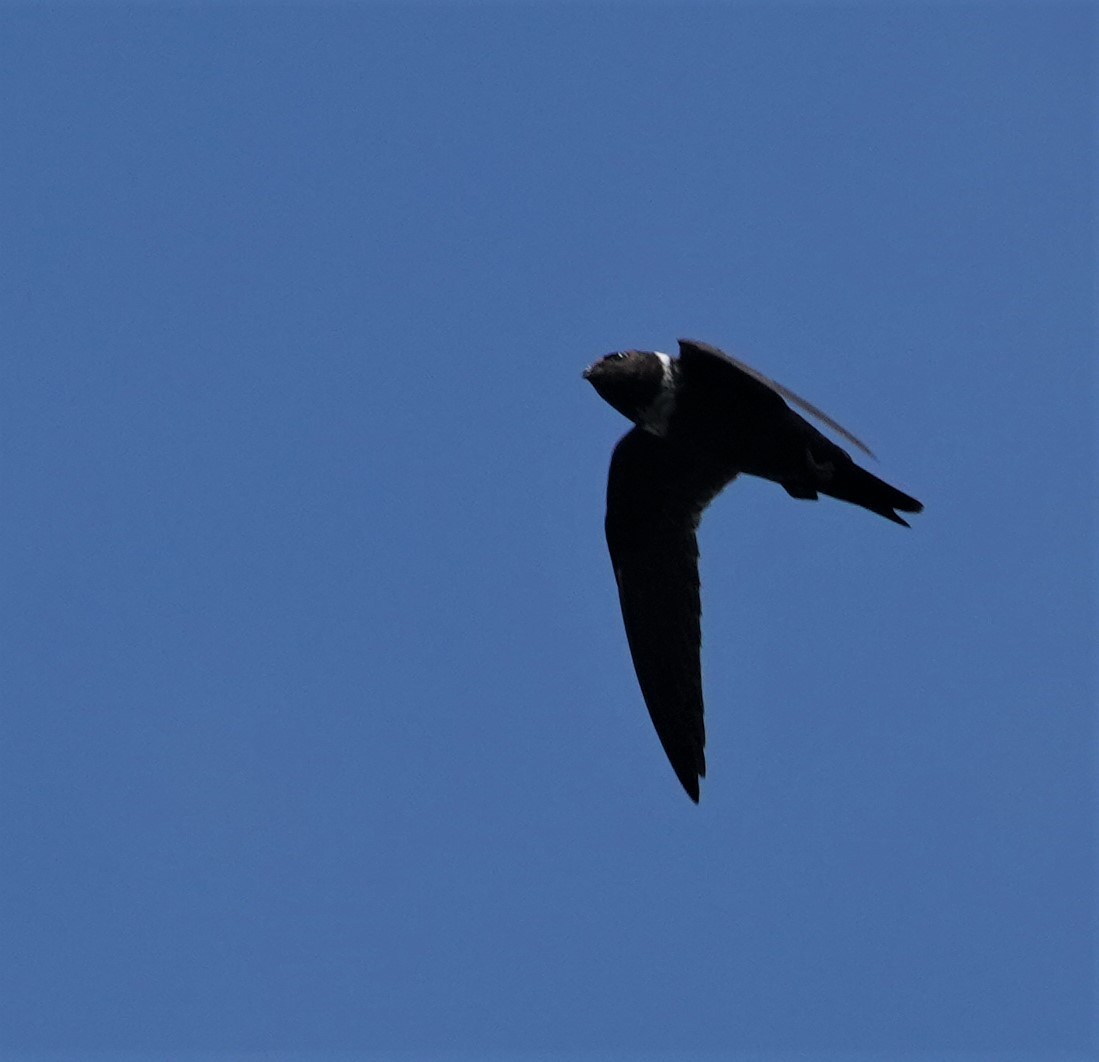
[2,4,1095,1060]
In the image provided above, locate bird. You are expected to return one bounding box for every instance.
[583,338,922,802]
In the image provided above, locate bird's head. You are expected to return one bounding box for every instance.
[582,350,671,426]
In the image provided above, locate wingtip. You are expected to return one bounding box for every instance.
[674,746,705,802]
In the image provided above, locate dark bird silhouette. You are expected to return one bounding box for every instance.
[583,339,922,801]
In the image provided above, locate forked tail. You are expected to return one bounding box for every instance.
[823,462,923,527]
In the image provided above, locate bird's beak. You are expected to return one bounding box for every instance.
[581,365,593,380]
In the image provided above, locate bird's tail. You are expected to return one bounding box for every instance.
[822,462,923,527]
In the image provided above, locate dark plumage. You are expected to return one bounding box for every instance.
[583,339,922,801]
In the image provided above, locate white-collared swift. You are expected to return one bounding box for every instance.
[583,338,922,802]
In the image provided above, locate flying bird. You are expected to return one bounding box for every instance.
[583,339,922,802]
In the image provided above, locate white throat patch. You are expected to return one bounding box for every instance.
[638,352,677,437]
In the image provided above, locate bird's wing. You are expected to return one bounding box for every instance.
[604,427,725,802]
[677,339,877,459]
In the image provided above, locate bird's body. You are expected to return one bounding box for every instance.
[583,339,922,802]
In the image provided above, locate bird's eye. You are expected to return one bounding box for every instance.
[609,352,627,361]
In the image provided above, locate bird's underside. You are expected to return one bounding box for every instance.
[585,338,923,801]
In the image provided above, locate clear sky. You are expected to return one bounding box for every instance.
[2,4,1095,1060]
